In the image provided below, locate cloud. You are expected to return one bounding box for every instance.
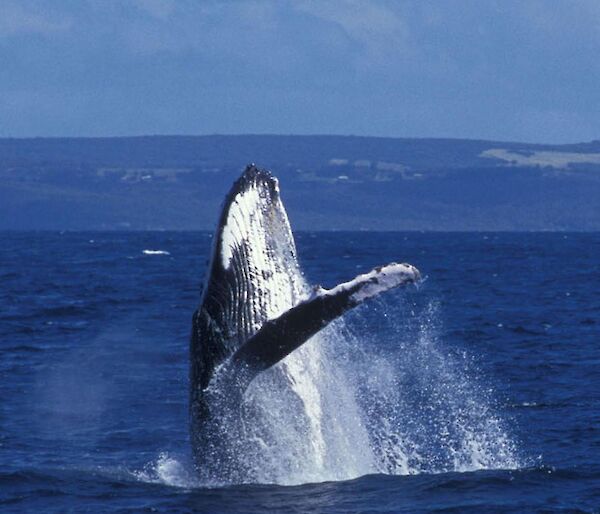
[132,0,176,20]
[0,1,71,37]
[294,0,411,63]
[0,0,599,141]
[93,2,282,57]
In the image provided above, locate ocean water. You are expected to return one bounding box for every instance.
[1,231,599,513]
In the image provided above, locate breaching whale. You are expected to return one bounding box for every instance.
[190,164,420,481]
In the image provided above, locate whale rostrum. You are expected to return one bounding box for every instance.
[189,165,420,476]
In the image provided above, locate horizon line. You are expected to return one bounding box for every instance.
[1,133,599,147]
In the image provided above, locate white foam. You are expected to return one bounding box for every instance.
[134,453,199,488]
[142,250,170,255]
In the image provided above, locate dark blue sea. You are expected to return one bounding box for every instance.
[1,231,599,513]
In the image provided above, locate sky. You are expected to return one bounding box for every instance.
[0,0,599,143]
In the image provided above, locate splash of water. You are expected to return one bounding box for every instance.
[134,453,199,488]
[186,168,517,485]
[351,300,522,475]
[184,265,523,486]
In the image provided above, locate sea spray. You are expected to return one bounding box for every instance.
[349,299,522,475]
[191,276,522,485]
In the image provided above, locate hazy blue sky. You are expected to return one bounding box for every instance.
[1,0,599,143]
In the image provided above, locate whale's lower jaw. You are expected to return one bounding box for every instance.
[189,164,420,478]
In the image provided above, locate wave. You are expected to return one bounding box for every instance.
[133,453,200,488]
[142,250,171,256]
[4,464,599,514]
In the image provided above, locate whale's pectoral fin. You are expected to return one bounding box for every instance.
[228,262,420,390]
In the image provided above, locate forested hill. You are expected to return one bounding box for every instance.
[1,135,600,230]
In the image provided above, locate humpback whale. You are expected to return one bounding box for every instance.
[190,165,420,482]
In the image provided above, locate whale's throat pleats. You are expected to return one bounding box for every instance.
[191,166,307,390]
[219,170,304,339]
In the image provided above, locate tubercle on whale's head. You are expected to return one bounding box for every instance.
[238,164,280,199]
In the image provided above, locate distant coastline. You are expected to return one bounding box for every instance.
[1,135,599,231]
